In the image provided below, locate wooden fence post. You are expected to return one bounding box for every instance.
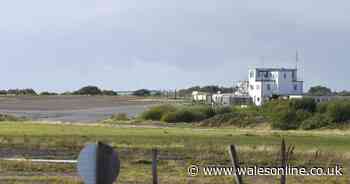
[280,139,287,184]
[228,145,243,184]
[152,148,159,184]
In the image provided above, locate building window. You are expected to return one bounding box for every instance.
[294,84,298,91]
[250,71,254,78]
[267,84,271,90]
[257,97,260,102]
[256,84,260,90]
[284,73,287,79]
[250,85,254,90]
[257,72,261,77]
[264,72,268,78]
[292,71,295,80]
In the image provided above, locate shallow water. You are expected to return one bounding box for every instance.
[0,104,151,123]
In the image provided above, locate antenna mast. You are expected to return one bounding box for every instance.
[295,50,299,70]
[261,56,265,68]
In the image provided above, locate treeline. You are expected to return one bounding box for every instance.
[52,86,120,96]
[263,98,350,130]
[307,85,350,96]
[70,86,118,96]
[0,89,37,96]
[69,87,161,96]
[0,86,117,96]
[139,98,350,130]
[0,86,162,97]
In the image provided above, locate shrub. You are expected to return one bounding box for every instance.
[40,91,58,96]
[308,85,332,96]
[199,113,238,127]
[140,104,176,121]
[161,109,206,123]
[271,110,299,130]
[6,89,37,95]
[215,106,233,115]
[110,113,129,121]
[73,86,102,95]
[102,90,118,96]
[295,110,312,123]
[289,98,316,113]
[262,100,289,115]
[189,105,216,118]
[199,112,265,127]
[300,114,333,130]
[133,89,151,96]
[0,114,25,121]
[0,90,7,95]
[326,100,350,123]
[61,91,72,95]
[316,102,328,113]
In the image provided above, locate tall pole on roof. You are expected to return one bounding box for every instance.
[295,50,303,81]
[261,56,265,68]
[295,50,299,70]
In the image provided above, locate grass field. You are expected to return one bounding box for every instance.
[0,121,349,183]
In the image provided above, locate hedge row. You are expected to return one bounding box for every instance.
[140,104,231,123]
[265,99,350,130]
[140,98,350,130]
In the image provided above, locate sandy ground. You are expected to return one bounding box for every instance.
[0,96,158,122]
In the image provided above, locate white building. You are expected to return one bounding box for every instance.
[212,93,252,106]
[192,91,211,103]
[248,68,303,106]
[234,81,249,96]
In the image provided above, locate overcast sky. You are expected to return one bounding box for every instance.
[1,0,349,92]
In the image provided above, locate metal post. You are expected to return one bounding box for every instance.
[281,139,287,184]
[228,145,243,184]
[152,148,159,184]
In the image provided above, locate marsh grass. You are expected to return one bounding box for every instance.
[0,122,349,183]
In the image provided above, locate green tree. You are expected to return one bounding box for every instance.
[40,91,58,96]
[300,114,333,130]
[336,90,350,96]
[326,100,350,123]
[74,86,102,95]
[102,90,118,96]
[133,89,151,96]
[289,98,316,113]
[271,110,299,130]
[308,86,332,96]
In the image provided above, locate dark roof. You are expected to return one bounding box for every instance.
[251,68,297,72]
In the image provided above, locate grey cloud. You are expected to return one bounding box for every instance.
[0,0,349,91]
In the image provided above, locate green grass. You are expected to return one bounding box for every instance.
[1,121,350,151]
[0,121,349,184]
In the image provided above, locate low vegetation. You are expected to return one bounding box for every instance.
[0,122,349,184]
[0,89,37,96]
[39,91,58,96]
[266,99,350,130]
[132,89,151,96]
[140,104,217,123]
[139,98,350,130]
[65,86,118,96]
[0,114,26,122]
[72,86,104,95]
[110,113,130,121]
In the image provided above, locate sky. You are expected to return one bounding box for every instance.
[1,0,349,92]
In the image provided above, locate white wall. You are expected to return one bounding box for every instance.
[248,68,303,106]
